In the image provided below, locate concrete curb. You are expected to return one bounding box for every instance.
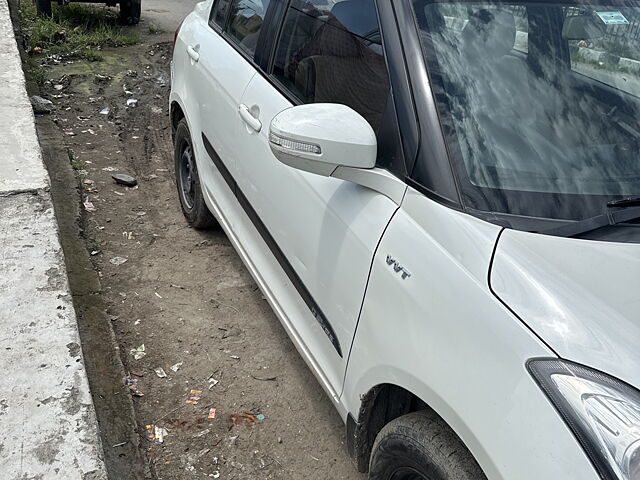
[0,0,108,478]
[575,46,640,73]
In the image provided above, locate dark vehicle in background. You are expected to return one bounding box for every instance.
[35,0,142,24]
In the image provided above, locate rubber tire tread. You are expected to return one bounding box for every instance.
[369,410,487,480]
[174,119,217,230]
[119,0,141,24]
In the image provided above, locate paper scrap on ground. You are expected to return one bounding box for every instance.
[186,390,202,405]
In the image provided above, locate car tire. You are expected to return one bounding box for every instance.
[119,0,141,25]
[369,410,487,480]
[174,119,217,229]
[35,0,52,17]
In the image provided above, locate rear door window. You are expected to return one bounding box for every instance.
[210,0,232,29]
[271,0,390,133]
[227,0,272,56]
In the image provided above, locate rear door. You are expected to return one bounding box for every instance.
[233,0,405,395]
[181,0,271,192]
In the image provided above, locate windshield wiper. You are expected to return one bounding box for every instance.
[607,196,640,208]
[541,198,640,238]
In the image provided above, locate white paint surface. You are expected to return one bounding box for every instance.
[492,228,640,390]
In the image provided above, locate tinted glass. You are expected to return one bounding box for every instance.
[210,0,232,28]
[272,0,390,132]
[413,1,640,223]
[228,0,271,55]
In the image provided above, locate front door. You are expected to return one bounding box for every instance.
[233,0,403,395]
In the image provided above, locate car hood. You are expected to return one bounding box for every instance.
[491,229,640,389]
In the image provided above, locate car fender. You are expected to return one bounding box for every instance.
[341,190,599,480]
[169,9,206,150]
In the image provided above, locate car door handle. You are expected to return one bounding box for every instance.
[187,45,200,62]
[238,104,262,132]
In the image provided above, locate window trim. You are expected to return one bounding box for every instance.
[396,0,468,209]
[263,0,306,106]
[377,0,420,178]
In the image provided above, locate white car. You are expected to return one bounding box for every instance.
[170,0,640,478]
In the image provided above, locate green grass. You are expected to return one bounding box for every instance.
[27,65,49,87]
[148,24,164,35]
[19,0,139,57]
[85,51,105,62]
[68,149,85,170]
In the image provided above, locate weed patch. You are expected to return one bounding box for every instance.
[19,0,138,58]
[27,65,49,87]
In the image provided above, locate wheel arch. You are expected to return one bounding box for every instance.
[346,381,489,477]
[170,100,186,141]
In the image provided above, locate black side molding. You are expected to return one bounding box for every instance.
[202,133,342,357]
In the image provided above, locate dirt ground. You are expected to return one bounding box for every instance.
[21,13,366,480]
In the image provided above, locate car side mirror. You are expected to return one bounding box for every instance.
[269,103,377,176]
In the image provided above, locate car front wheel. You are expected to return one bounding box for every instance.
[369,410,487,480]
[174,119,217,229]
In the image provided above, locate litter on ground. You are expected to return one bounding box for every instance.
[130,344,146,360]
[146,424,168,444]
[110,256,128,266]
[82,193,96,212]
[230,412,259,426]
[186,390,202,405]
[126,378,144,397]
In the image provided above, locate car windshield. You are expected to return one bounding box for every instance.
[412,0,640,224]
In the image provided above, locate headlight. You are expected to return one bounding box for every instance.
[529,359,640,480]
